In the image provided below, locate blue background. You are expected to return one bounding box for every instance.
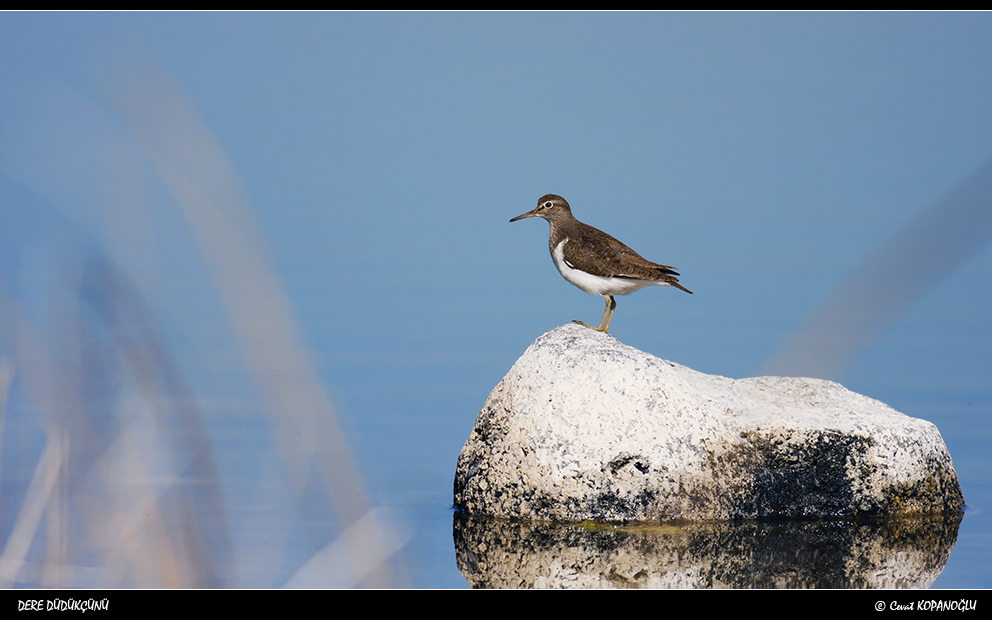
[0,12,989,588]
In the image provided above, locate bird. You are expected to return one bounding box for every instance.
[510,194,691,333]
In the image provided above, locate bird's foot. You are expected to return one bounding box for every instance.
[572,319,609,333]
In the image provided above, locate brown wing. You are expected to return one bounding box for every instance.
[568,222,692,293]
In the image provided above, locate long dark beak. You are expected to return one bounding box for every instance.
[509,209,538,223]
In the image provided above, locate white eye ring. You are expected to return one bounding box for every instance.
[543,201,553,208]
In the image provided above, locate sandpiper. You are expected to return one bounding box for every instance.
[510,194,691,333]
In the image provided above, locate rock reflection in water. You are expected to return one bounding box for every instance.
[453,512,962,589]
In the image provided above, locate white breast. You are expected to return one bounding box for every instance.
[552,238,661,297]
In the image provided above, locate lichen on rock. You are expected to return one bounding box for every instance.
[454,324,964,522]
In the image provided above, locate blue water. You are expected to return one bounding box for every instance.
[1,12,990,589]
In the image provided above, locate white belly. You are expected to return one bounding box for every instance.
[552,238,662,297]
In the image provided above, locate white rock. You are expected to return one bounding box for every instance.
[454,324,964,521]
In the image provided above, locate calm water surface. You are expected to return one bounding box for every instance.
[1,11,990,590]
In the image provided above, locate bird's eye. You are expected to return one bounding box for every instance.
[543,201,553,209]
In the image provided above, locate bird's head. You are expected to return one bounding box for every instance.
[510,194,572,223]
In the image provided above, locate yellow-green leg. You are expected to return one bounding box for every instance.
[573,295,617,333]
